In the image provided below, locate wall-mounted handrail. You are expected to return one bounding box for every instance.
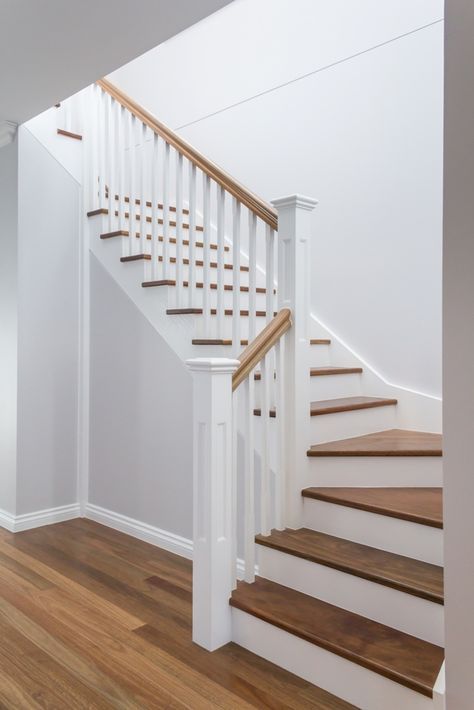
[97,78,278,230]
[232,308,291,391]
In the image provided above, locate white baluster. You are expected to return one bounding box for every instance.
[140,122,147,255]
[274,338,286,530]
[116,104,125,236]
[186,357,240,652]
[272,194,318,528]
[259,354,271,536]
[151,133,159,281]
[98,89,106,210]
[175,152,184,304]
[248,213,257,342]
[265,225,275,323]
[202,175,211,334]
[88,85,99,211]
[107,95,115,233]
[232,200,241,349]
[162,142,170,280]
[243,376,256,582]
[128,113,137,257]
[217,186,226,339]
[187,162,197,306]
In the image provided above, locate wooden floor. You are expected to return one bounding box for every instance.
[0,519,355,709]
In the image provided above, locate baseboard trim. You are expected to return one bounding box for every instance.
[0,508,16,532]
[0,503,81,533]
[84,503,193,559]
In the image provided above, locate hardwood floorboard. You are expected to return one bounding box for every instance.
[0,520,355,709]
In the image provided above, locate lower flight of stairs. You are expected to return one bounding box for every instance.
[230,427,444,710]
[91,202,444,709]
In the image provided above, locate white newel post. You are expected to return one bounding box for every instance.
[186,357,240,651]
[272,195,318,529]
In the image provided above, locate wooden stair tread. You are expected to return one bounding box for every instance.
[311,396,397,416]
[113,211,205,232]
[101,229,226,250]
[139,279,273,294]
[310,367,362,376]
[302,487,443,528]
[122,256,248,273]
[311,338,331,345]
[254,396,397,418]
[308,429,443,457]
[192,339,249,346]
[230,577,444,698]
[255,528,443,603]
[166,308,275,317]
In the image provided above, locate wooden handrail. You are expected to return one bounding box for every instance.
[97,78,278,230]
[232,309,291,391]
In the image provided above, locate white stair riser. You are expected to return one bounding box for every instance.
[303,498,443,565]
[258,545,443,645]
[309,372,363,399]
[306,456,443,487]
[310,407,397,444]
[232,608,437,710]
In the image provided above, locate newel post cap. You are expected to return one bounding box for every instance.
[0,121,18,149]
[186,357,240,374]
[271,194,318,211]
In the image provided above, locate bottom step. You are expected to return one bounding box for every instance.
[231,577,443,709]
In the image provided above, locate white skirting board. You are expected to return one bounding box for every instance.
[84,503,193,559]
[0,503,81,533]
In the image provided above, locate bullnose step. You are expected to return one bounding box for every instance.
[230,577,444,698]
[255,528,443,603]
[302,487,443,528]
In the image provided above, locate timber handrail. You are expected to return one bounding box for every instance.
[97,78,278,230]
[232,308,292,391]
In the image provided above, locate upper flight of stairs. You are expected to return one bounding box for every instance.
[80,83,444,709]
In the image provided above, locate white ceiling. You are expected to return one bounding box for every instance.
[0,0,232,124]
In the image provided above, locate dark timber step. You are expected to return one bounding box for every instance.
[254,396,397,418]
[308,429,443,457]
[138,258,249,273]
[141,280,273,294]
[230,577,444,698]
[192,339,249,346]
[255,528,443,603]
[302,487,443,529]
[311,338,331,345]
[310,396,397,416]
[102,229,225,249]
[112,211,205,232]
[310,367,362,376]
[166,308,274,317]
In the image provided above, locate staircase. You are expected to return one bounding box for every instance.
[64,79,444,709]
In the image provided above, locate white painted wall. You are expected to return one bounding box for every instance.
[443,2,474,708]
[15,128,81,515]
[0,137,18,515]
[110,0,444,398]
[88,255,193,539]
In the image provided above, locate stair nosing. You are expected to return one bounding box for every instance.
[310,397,398,416]
[255,529,443,604]
[302,488,443,529]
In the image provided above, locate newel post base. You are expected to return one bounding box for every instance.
[272,194,318,529]
[186,357,240,651]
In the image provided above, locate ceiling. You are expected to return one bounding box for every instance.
[0,0,232,124]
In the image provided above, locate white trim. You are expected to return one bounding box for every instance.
[0,504,81,533]
[84,503,193,559]
[77,179,90,516]
[0,508,16,532]
[310,312,442,402]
